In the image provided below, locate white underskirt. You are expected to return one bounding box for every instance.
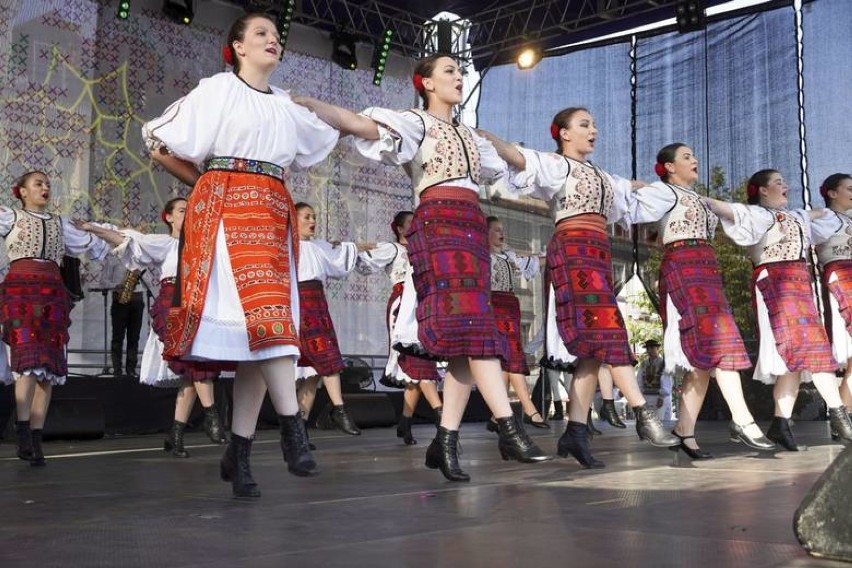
[544,282,578,368]
[140,331,181,388]
[187,223,300,362]
[662,294,694,374]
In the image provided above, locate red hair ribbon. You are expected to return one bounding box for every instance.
[654,163,667,178]
[12,185,21,199]
[746,183,760,201]
[819,184,828,200]
[412,73,424,93]
[222,45,234,66]
[550,123,560,141]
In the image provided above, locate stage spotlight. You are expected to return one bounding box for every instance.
[332,31,357,70]
[162,0,193,26]
[276,0,295,58]
[371,29,393,86]
[675,0,706,33]
[517,45,542,70]
[116,0,131,20]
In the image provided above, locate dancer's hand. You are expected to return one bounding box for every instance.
[72,219,96,232]
[356,241,377,252]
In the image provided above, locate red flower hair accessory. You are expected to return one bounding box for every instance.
[746,183,760,201]
[12,185,21,199]
[412,73,424,93]
[222,45,234,66]
[161,210,169,224]
[550,123,561,141]
[819,184,829,200]
[654,163,667,178]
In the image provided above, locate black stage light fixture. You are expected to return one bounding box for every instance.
[675,0,706,33]
[116,0,131,20]
[332,31,357,70]
[436,20,453,55]
[371,29,393,86]
[163,0,193,26]
[276,0,296,58]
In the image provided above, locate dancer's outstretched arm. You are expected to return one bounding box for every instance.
[292,96,379,140]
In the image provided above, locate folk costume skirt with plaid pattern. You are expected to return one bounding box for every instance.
[752,260,837,383]
[296,280,344,378]
[164,161,300,363]
[0,259,71,384]
[382,282,440,388]
[546,215,635,366]
[492,290,530,375]
[404,186,508,362]
[823,259,852,368]
[150,280,219,383]
[659,240,751,372]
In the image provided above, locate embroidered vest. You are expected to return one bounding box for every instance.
[491,251,521,292]
[552,157,614,223]
[405,109,481,195]
[4,209,64,264]
[749,209,808,266]
[815,210,852,266]
[386,243,409,285]
[659,184,718,244]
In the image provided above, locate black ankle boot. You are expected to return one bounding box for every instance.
[496,415,550,463]
[828,406,852,444]
[202,406,227,444]
[330,405,361,436]
[397,415,417,445]
[279,415,319,477]
[220,434,261,498]
[587,409,602,436]
[433,406,443,429]
[551,401,564,420]
[30,429,46,467]
[557,421,605,468]
[425,427,470,481]
[164,421,189,458]
[15,420,33,461]
[600,399,626,429]
[634,405,679,447]
[766,417,807,451]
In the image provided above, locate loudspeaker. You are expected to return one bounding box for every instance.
[794,444,852,562]
[43,398,105,440]
[436,21,453,55]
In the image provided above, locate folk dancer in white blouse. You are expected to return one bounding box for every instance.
[811,173,852,413]
[481,108,679,469]
[1,171,109,466]
[484,216,550,431]
[704,169,852,449]
[142,13,339,497]
[627,143,774,459]
[293,202,374,438]
[79,198,229,458]
[357,211,443,446]
[293,54,549,482]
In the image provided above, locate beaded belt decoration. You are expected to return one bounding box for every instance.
[204,157,285,181]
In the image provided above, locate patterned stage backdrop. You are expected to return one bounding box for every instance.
[0,0,417,362]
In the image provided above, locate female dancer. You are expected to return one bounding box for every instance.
[705,169,852,449]
[293,202,371,436]
[78,198,227,458]
[481,108,678,469]
[810,173,852,412]
[1,171,109,466]
[357,210,444,445]
[485,215,549,430]
[628,143,774,458]
[143,13,338,497]
[294,54,548,481]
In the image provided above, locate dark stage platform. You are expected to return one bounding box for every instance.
[1,421,849,567]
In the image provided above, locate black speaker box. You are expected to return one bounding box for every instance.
[794,444,852,562]
[43,398,105,440]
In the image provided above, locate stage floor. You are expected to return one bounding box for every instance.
[1,420,848,568]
